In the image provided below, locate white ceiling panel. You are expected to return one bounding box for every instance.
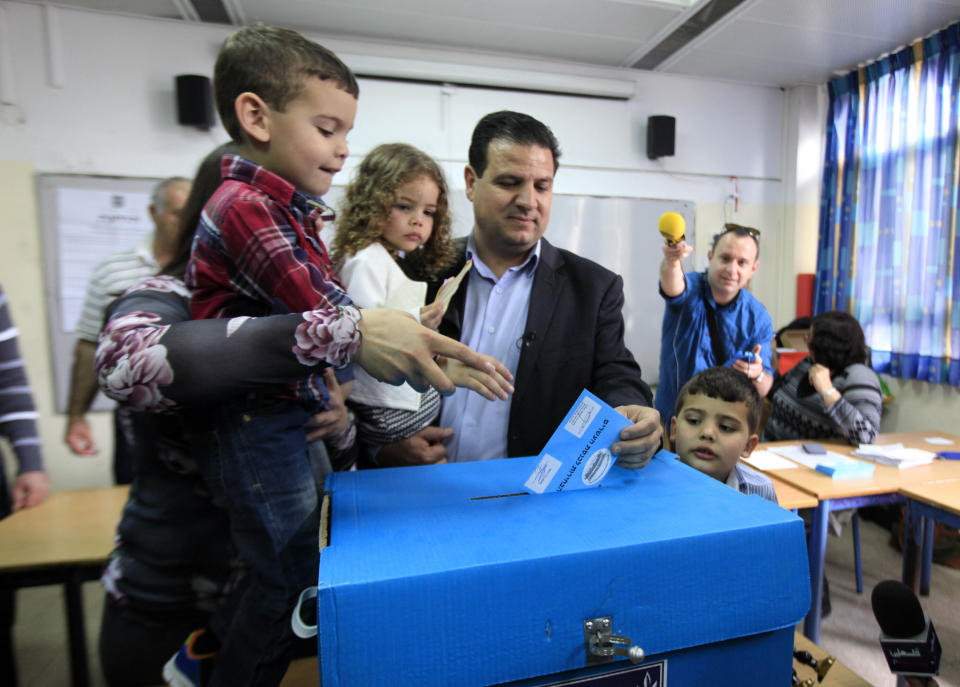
[245,0,680,41]
[16,0,960,88]
[667,48,841,88]
[741,0,960,43]
[25,0,183,20]
[242,0,678,65]
[686,21,898,74]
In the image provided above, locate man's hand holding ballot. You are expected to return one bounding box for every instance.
[610,404,663,469]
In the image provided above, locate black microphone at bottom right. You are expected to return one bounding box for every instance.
[871,580,941,685]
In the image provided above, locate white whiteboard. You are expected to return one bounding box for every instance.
[529,195,695,385]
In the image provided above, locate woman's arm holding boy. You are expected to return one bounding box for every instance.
[215,206,509,394]
[97,278,512,411]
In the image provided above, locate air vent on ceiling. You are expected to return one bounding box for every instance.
[189,0,233,25]
[631,0,749,70]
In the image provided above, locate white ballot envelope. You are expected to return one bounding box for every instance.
[433,259,473,314]
[523,389,631,494]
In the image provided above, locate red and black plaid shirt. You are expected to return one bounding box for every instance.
[186,154,358,407]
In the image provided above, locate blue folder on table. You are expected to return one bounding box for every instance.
[815,458,876,479]
[768,444,876,479]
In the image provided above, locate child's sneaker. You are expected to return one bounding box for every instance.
[162,629,217,687]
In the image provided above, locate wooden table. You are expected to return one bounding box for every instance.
[0,486,128,687]
[900,477,960,596]
[769,474,818,511]
[280,657,319,686]
[756,431,960,643]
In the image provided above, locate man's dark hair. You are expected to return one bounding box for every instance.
[808,311,869,378]
[214,24,359,143]
[468,111,561,177]
[674,366,763,435]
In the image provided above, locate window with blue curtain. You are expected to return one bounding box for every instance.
[815,22,960,385]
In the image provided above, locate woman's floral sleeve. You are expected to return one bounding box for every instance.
[96,311,177,412]
[95,276,364,413]
[292,306,362,368]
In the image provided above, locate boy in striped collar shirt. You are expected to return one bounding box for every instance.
[669,366,777,503]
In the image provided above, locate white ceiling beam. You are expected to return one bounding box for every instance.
[170,0,199,22]
[220,0,245,25]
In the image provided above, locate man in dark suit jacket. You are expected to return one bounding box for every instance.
[378,111,661,466]
[432,236,653,458]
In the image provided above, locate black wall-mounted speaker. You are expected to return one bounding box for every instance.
[175,74,215,130]
[647,115,676,159]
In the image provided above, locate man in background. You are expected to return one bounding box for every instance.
[63,177,190,483]
[655,223,774,425]
[0,283,50,687]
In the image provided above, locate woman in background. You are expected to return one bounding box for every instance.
[96,143,357,686]
[763,310,882,445]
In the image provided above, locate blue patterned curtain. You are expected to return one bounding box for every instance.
[815,23,960,385]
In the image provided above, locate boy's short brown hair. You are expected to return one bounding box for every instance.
[674,366,762,435]
[214,24,359,143]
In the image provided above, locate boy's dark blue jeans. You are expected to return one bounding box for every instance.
[189,393,320,687]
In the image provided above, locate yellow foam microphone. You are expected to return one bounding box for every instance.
[658,212,686,246]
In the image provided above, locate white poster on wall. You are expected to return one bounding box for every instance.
[39,174,161,413]
[55,187,152,331]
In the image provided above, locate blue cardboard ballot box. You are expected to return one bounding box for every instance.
[317,452,810,686]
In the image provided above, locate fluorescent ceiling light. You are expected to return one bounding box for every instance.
[342,54,636,100]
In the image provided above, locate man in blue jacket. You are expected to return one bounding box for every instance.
[655,224,774,425]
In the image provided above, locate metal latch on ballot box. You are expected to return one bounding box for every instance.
[583,616,644,665]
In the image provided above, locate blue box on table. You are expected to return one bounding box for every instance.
[317,451,810,686]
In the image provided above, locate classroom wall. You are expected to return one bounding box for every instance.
[879,378,960,434]
[0,1,821,488]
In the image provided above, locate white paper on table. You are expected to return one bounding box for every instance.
[767,445,855,471]
[854,442,905,455]
[742,450,799,471]
[924,437,954,445]
[852,443,936,468]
